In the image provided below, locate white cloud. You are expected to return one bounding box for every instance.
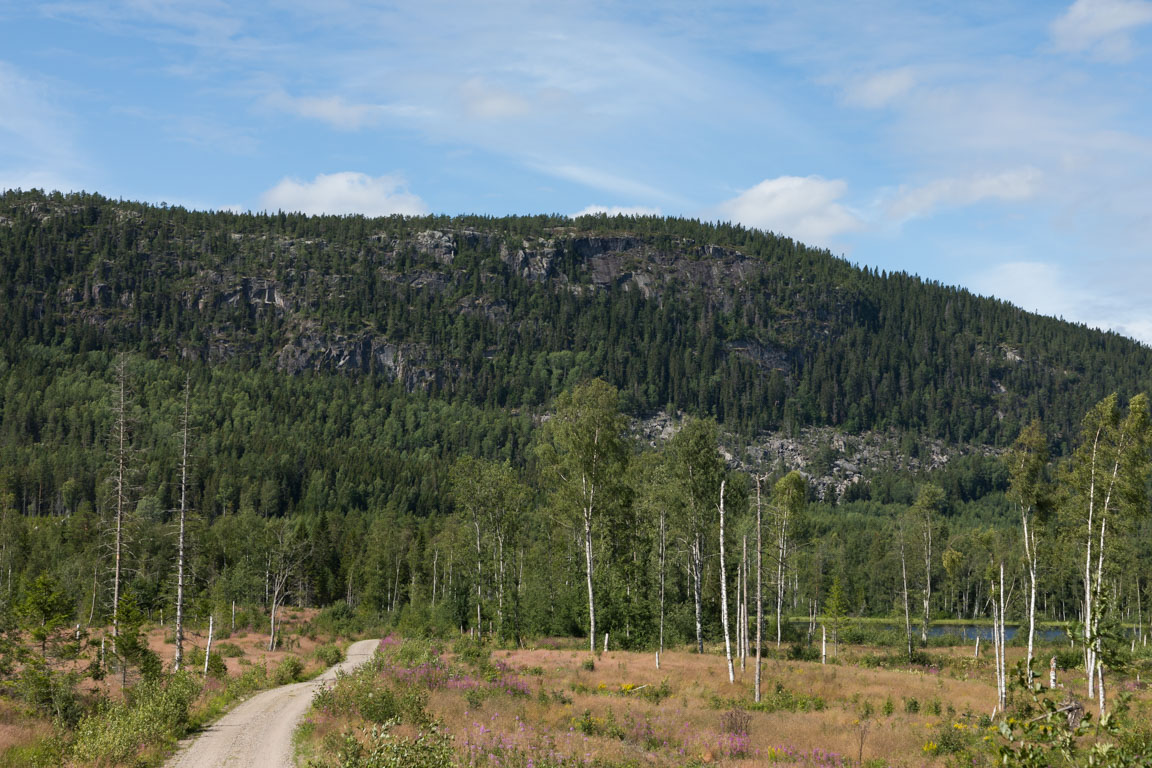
[540,162,676,203]
[886,167,1042,221]
[570,204,662,218]
[1051,0,1152,60]
[714,176,862,247]
[259,172,428,216]
[969,260,1152,345]
[460,78,531,120]
[843,67,917,108]
[264,91,430,131]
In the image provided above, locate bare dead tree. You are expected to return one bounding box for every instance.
[173,375,192,671]
[267,519,308,651]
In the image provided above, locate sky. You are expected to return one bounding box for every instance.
[2,1,1152,344]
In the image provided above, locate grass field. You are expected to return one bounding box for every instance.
[295,634,1152,768]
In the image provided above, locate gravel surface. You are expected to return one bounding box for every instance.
[165,638,379,768]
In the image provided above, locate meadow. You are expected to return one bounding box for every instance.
[294,630,1152,768]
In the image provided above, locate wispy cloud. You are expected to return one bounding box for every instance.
[714,176,862,247]
[264,91,431,131]
[886,168,1042,221]
[1051,0,1152,60]
[259,172,427,216]
[540,163,676,204]
[843,67,917,109]
[0,60,82,192]
[969,260,1152,345]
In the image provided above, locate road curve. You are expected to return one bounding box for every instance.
[165,638,379,768]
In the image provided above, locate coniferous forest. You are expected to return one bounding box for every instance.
[3,189,1152,766]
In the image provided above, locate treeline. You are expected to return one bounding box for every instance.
[2,190,1151,445]
[3,367,1150,689]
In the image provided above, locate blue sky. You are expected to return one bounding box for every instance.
[3,1,1152,343]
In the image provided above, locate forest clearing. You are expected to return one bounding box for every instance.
[293,633,1152,768]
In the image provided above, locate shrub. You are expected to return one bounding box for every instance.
[452,636,489,667]
[314,643,345,666]
[581,657,596,672]
[904,697,920,714]
[72,672,200,764]
[274,655,305,685]
[215,641,245,658]
[788,642,820,662]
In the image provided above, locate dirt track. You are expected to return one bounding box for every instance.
[165,638,379,768]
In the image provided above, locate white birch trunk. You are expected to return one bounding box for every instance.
[204,614,214,676]
[174,376,190,672]
[719,479,734,683]
[754,476,763,703]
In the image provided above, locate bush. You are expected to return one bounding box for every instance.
[11,661,83,725]
[314,643,345,666]
[452,636,490,667]
[187,646,229,678]
[0,736,64,768]
[904,697,920,714]
[581,657,595,672]
[72,672,200,764]
[215,641,245,658]
[274,655,305,685]
[788,642,820,662]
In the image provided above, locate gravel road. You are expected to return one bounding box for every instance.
[165,638,379,768]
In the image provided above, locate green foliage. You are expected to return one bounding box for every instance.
[0,735,64,768]
[18,574,72,657]
[274,655,306,685]
[996,666,1146,767]
[314,643,345,666]
[71,672,200,764]
[330,723,457,768]
[9,659,83,725]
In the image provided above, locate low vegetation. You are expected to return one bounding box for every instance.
[295,633,1152,768]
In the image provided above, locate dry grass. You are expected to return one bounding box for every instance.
[336,638,1144,768]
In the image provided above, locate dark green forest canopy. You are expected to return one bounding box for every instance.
[2,189,1149,451]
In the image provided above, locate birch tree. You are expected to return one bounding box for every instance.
[770,471,807,648]
[1066,393,1151,712]
[1005,419,1048,679]
[266,518,308,651]
[913,484,944,644]
[754,475,765,702]
[632,452,678,668]
[670,418,724,654]
[538,379,628,654]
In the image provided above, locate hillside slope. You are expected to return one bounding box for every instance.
[2,189,1146,447]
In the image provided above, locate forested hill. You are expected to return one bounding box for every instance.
[1,189,1148,447]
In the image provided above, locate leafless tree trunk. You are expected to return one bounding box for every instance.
[583,491,596,654]
[900,531,912,661]
[204,614,214,676]
[174,376,191,672]
[740,535,748,671]
[473,509,483,636]
[657,503,666,668]
[267,521,304,652]
[719,480,734,683]
[691,532,704,654]
[921,515,932,645]
[755,475,764,703]
[110,355,130,654]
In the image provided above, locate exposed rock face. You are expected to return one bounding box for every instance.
[413,230,456,264]
[276,329,441,388]
[501,239,559,281]
[635,413,1000,502]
